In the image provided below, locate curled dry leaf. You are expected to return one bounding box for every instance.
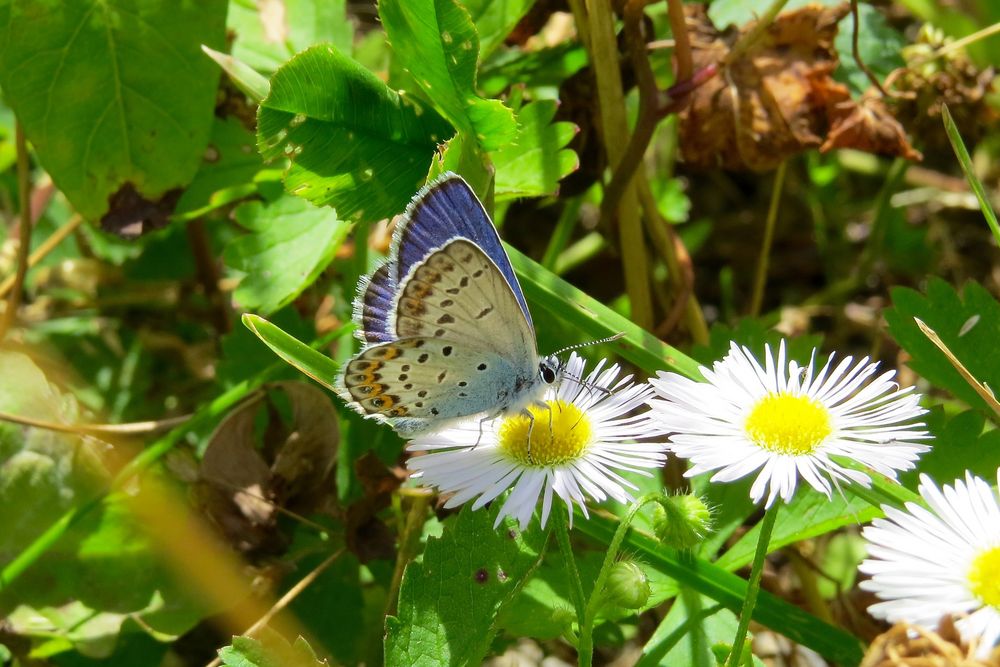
[679,3,920,171]
[194,382,339,554]
[860,618,998,667]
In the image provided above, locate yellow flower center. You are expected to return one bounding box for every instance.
[497,400,592,466]
[969,546,1000,609]
[744,392,832,455]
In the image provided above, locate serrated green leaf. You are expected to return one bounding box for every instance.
[257,44,453,222]
[229,0,353,75]
[224,195,350,314]
[462,0,536,59]
[380,0,516,152]
[885,278,1000,413]
[218,630,327,667]
[493,100,578,200]
[385,504,546,667]
[0,0,226,221]
[903,407,1000,486]
[479,42,588,97]
[242,314,340,392]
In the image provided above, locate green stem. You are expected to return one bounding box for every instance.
[725,503,780,667]
[0,323,352,592]
[553,507,587,662]
[749,160,787,317]
[578,493,662,665]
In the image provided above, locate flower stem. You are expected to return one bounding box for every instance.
[578,493,661,666]
[725,503,780,667]
[553,507,587,659]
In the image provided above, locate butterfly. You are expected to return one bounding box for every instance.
[334,173,561,438]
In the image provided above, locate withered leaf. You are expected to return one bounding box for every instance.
[821,94,922,160]
[194,382,340,554]
[679,3,919,171]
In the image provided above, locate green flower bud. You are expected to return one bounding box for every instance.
[604,560,651,610]
[652,493,712,550]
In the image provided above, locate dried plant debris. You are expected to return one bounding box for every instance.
[193,382,339,554]
[861,619,1000,667]
[679,3,920,171]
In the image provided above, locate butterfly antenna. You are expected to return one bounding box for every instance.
[551,332,626,358]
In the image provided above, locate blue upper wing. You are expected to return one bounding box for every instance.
[389,173,533,330]
[352,172,532,344]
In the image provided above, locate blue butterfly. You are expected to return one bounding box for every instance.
[335,173,561,437]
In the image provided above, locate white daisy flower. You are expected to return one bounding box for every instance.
[646,340,929,507]
[406,353,668,530]
[860,471,1000,659]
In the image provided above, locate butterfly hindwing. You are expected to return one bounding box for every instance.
[336,337,537,436]
[353,264,396,343]
[391,238,535,360]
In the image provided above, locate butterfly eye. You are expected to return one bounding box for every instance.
[540,364,557,384]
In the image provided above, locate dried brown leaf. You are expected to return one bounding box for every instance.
[822,95,922,160]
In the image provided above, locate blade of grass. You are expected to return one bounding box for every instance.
[575,511,865,666]
[507,245,701,379]
[942,104,1000,246]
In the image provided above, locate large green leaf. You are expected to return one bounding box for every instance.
[462,0,536,59]
[493,100,578,200]
[0,0,226,222]
[637,592,749,667]
[885,279,1000,414]
[385,504,546,666]
[380,0,516,152]
[257,44,453,222]
[224,195,351,314]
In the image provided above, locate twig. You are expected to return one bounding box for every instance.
[585,0,654,328]
[665,0,692,80]
[749,160,787,317]
[0,411,190,436]
[0,122,33,339]
[910,19,1000,66]
[0,214,84,299]
[204,548,346,667]
[914,317,1000,418]
[850,0,890,97]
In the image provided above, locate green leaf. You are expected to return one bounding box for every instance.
[903,407,1000,486]
[493,100,579,200]
[885,278,1000,413]
[833,3,905,96]
[462,0,536,59]
[385,504,546,667]
[714,490,879,572]
[229,0,353,75]
[379,0,516,152]
[218,630,327,667]
[257,44,453,222]
[816,533,866,600]
[479,42,588,97]
[242,314,340,392]
[943,104,1000,245]
[224,195,350,314]
[0,0,226,221]
[637,592,739,667]
[174,117,264,220]
[202,45,270,104]
[707,0,840,28]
